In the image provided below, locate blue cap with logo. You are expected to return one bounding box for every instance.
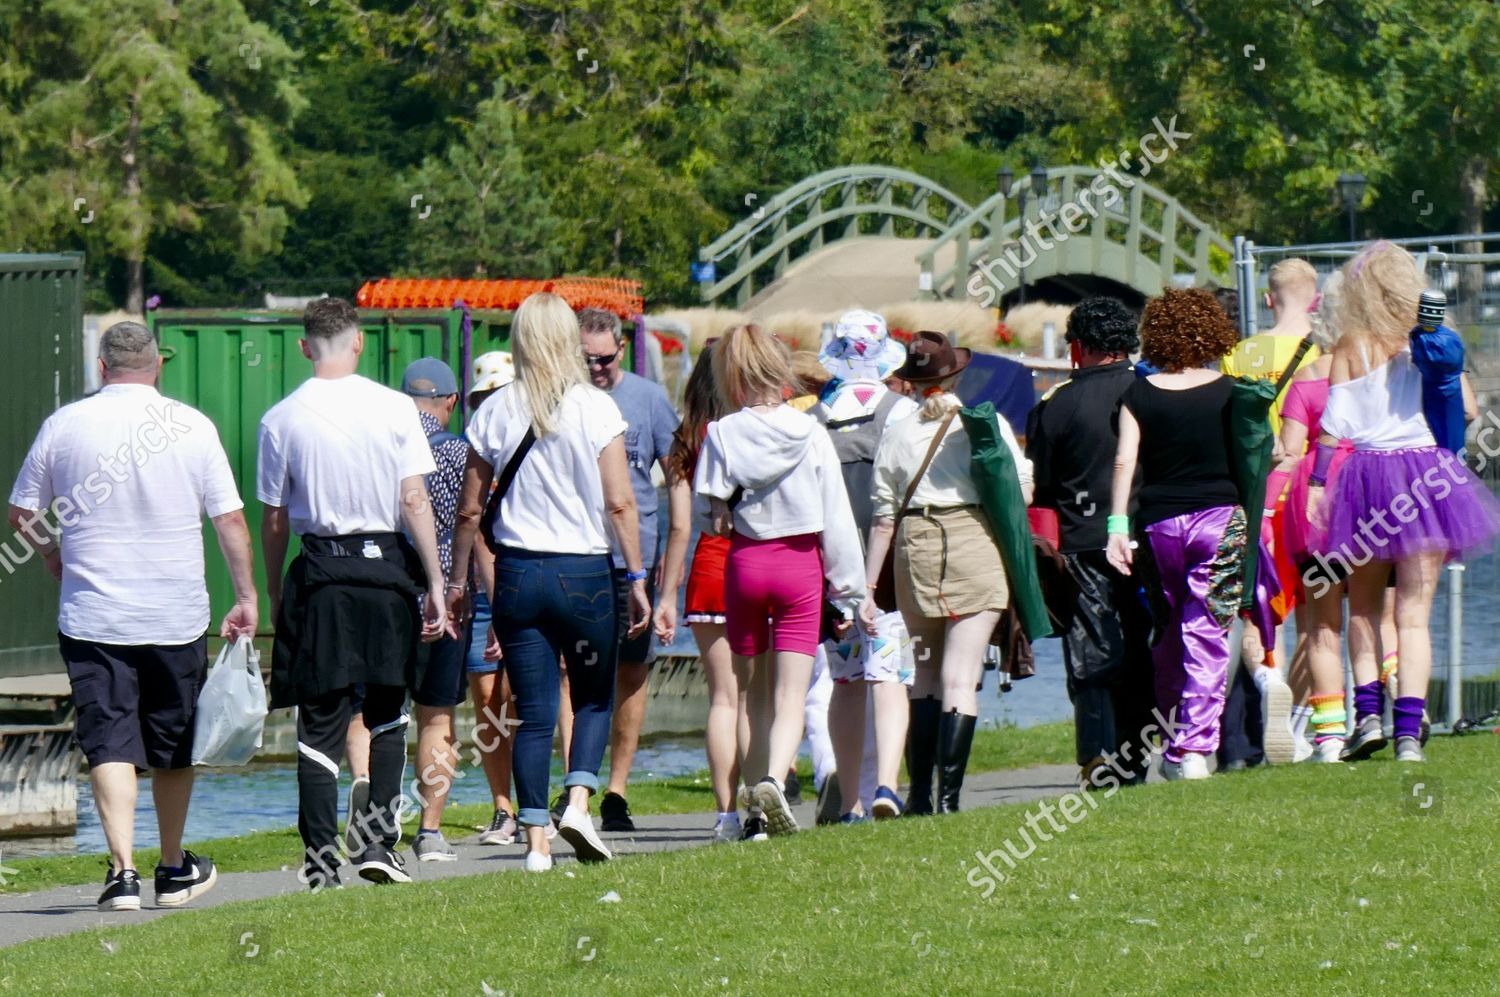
[401,357,459,398]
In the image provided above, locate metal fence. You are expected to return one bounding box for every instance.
[1233,233,1500,728]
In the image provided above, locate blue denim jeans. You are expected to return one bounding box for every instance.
[465,589,497,675]
[491,547,619,827]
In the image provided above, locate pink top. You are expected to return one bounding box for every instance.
[1280,377,1328,438]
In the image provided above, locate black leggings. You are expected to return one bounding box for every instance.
[296,683,407,881]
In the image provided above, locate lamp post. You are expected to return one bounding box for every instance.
[995,167,1015,305]
[1336,172,1367,242]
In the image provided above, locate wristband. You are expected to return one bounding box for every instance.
[1106,514,1131,536]
[445,582,466,591]
[624,569,649,583]
[1308,442,1336,487]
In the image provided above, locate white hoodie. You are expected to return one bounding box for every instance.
[694,405,866,614]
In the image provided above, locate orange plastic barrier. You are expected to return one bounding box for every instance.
[356,277,644,318]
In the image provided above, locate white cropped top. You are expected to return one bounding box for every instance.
[1321,347,1436,451]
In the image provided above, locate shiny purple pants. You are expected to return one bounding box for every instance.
[1145,505,1241,762]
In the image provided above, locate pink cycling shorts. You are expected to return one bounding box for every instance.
[725,532,823,657]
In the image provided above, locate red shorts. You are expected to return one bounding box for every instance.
[684,532,730,623]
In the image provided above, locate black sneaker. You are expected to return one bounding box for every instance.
[549,793,567,824]
[741,814,769,842]
[355,844,412,885]
[815,774,842,826]
[154,850,218,907]
[98,867,141,912]
[783,769,803,806]
[599,792,636,832]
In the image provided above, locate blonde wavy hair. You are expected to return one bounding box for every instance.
[1310,271,1344,350]
[1338,241,1425,358]
[711,323,794,411]
[511,292,588,436]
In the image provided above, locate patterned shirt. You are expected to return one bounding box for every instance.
[419,411,471,578]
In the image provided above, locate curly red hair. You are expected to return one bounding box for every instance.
[1139,288,1239,372]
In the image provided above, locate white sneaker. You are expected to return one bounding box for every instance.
[1161,753,1211,781]
[712,816,743,844]
[1312,738,1345,763]
[557,805,613,863]
[1394,736,1426,763]
[523,850,553,873]
[1259,671,1295,765]
[1292,734,1315,764]
[751,777,799,836]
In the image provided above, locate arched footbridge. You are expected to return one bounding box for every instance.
[696,165,1233,313]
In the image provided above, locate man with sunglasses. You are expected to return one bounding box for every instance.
[578,308,679,831]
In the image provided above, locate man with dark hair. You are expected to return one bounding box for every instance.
[576,307,679,831]
[1026,297,1155,788]
[8,321,256,911]
[259,298,449,890]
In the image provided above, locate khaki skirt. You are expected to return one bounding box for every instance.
[895,506,1009,620]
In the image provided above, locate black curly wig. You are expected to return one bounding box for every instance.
[1065,296,1139,354]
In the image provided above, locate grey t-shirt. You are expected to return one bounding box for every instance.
[605,370,679,568]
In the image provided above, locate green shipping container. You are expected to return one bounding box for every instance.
[0,254,84,678]
[152,307,512,630]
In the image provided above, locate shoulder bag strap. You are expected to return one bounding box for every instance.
[1272,335,1317,398]
[480,426,537,551]
[899,410,956,517]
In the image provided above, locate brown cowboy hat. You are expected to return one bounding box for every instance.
[895,330,971,383]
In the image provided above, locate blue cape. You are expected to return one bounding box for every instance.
[1409,325,1466,454]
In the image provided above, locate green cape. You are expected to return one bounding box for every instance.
[959,403,1051,639]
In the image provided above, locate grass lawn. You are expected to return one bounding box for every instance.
[2,721,1074,895]
[4,734,1498,993]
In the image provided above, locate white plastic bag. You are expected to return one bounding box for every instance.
[191,636,268,766]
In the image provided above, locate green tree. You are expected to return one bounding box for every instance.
[403,87,559,278]
[0,0,306,312]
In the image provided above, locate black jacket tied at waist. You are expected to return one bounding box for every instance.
[270,532,424,709]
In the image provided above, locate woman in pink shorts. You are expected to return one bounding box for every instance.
[655,346,748,841]
[694,324,865,836]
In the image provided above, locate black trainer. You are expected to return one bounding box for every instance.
[783,769,803,806]
[599,791,636,832]
[549,793,567,824]
[154,850,218,907]
[355,844,412,885]
[98,867,142,912]
[741,814,769,842]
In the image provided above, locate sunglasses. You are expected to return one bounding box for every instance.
[584,350,620,368]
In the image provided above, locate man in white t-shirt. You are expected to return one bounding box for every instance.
[8,321,257,913]
[258,298,448,890]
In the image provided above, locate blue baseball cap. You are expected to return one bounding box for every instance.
[401,357,459,398]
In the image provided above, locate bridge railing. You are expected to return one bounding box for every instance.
[697,166,973,309]
[916,166,1232,301]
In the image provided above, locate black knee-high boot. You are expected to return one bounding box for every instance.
[905,697,942,815]
[937,711,977,813]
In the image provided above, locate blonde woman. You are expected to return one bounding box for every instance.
[448,293,650,871]
[1310,243,1500,763]
[695,324,864,836]
[861,332,1032,813]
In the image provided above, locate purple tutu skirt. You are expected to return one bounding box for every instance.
[1324,446,1500,562]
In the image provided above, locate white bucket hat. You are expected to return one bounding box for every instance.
[470,351,515,393]
[818,309,907,382]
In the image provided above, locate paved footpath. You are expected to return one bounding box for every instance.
[0,763,1079,949]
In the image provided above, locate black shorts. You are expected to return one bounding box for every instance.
[411,633,468,708]
[614,569,657,667]
[59,632,208,771]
